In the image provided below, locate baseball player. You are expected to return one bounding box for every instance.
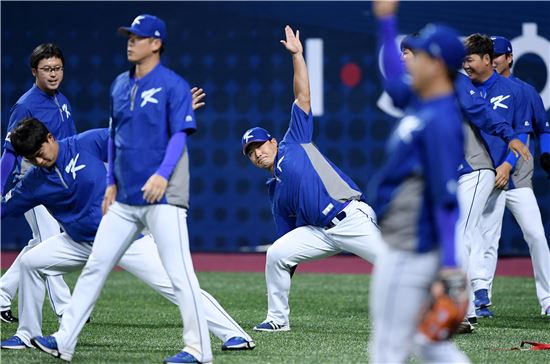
[463,33,536,317]
[0,43,74,323]
[0,119,254,353]
[31,15,213,364]
[478,36,550,316]
[243,25,383,333]
[370,2,470,362]
[394,31,530,328]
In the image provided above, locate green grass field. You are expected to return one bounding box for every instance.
[1,271,549,363]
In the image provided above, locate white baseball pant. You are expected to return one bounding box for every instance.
[456,170,495,317]
[478,187,550,313]
[0,205,71,316]
[264,200,383,326]
[52,202,212,363]
[370,247,470,363]
[13,232,251,347]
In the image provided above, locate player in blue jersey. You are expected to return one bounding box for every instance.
[242,26,384,333]
[390,29,530,330]
[30,15,213,364]
[0,43,74,324]
[0,119,254,354]
[370,1,470,362]
[479,36,550,316]
[463,33,544,318]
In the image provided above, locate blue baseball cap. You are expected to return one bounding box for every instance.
[242,127,273,155]
[491,36,513,55]
[405,23,465,71]
[118,14,167,41]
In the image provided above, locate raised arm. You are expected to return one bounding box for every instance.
[281,25,310,113]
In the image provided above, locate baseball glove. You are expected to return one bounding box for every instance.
[418,269,469,341]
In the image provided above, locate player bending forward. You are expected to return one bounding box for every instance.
[242,26,384,333]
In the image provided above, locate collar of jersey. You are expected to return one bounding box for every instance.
[32,84,59,99]
[129,62,162,83]
[474,70,499,88]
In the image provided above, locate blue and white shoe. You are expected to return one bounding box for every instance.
[221,336,256,350]
[476,307,494,318]
[253,321,290,332]
[473,289,492,308]
[1,335,31,350]
[163,350,202,364]
[31,335,72,361]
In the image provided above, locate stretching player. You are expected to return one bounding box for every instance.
[463,34,537,318]
[370,1,469,362]
[0,43,73,322]
[0,119,254,352]
[243,25,383,333]
[31,15,213,364]
[479,36,550,316]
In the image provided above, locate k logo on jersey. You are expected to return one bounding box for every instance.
[490,95,510,110]
[140,87,163,107]
[61,104,71,118]
[65,153,86,179]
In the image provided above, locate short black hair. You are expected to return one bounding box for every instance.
[464,33,494,62]
[10,118,51,157]
[29,43,65,69]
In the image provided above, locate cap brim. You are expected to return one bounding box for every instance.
[117,26,149,38]
[242,138,270,155]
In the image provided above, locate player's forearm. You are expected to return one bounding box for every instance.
[292,52,311,112]
[468,104,515,144]
[435,204,459,268]
[540,133,550,154]
[106,135,116,186]
[377,15,411,108]
[504,133,528,167]
[156,131,187,180]
[1,149,16,195]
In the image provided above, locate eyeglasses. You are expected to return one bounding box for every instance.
[38,66,64,74]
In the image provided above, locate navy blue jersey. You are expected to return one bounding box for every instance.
[110,63,195,207]
[4,84,77,175]
[2,129,109,242]
[372,94,463,253]
[476,71,533,167]
[268,103,363,238]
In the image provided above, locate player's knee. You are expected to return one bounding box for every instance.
[266,244,286,268]
[20,252,41,271]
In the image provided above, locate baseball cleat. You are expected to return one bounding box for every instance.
[1,335,31,349]
[253,321,290,332]
[473,289,492,308]
[467,316,478,325]
[31,335,72,361]
[455,319,475,334]
[221,336,256,350]
[163,350,203,363]
[0,309,18,323]
[476,307,494,318]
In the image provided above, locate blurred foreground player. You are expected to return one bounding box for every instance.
[370,1,469,362]
[243,26,384,332]
[31,14,213,364]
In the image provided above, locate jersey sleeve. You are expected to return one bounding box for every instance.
[511,86,533,134]
[167,78,196,136]
[77,128,110,162]
[3,104,32,152]
[1,170,41,218]
[282,102,314,143]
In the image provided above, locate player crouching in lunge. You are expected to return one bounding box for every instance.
[242,25,385,333]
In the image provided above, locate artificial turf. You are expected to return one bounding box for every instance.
[1,271,548,363]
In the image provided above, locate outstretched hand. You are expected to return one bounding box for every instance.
[280,25,303,55]
[191,87,206,111]
[372,0,399,18]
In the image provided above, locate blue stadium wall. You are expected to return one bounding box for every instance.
[2,1,549,254]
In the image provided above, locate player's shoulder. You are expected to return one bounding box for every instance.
[12,85,40,108]
[75,128,109,147]
[156,64,190,88]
